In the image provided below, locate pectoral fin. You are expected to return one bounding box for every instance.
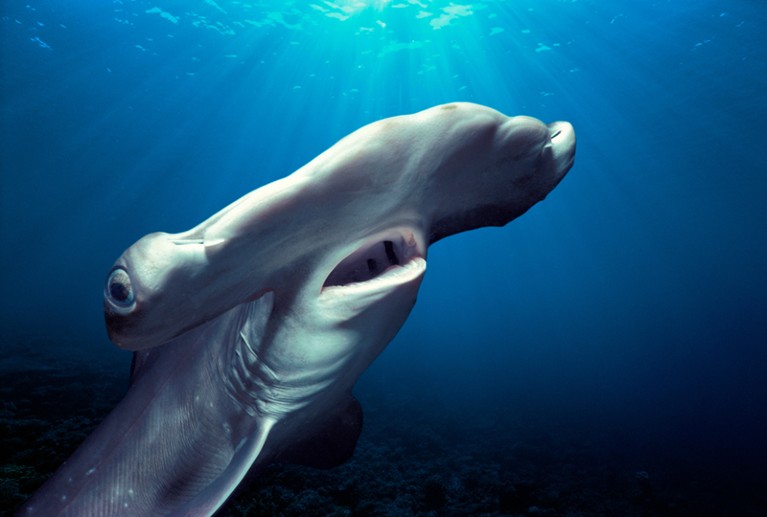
[274,395,363,469]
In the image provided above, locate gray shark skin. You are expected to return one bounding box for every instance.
[20,103,575,516]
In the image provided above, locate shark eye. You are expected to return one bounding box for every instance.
[106,267,135,311]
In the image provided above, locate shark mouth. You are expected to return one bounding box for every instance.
[323,228,425,289]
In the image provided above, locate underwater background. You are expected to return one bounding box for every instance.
[1,0,765,515]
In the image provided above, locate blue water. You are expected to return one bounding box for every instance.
[2,0,766,514]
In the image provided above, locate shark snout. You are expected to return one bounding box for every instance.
[546,121,576,175]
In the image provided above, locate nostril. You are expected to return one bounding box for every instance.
[547,121,575,144]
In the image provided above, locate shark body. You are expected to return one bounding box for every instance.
[21,103,575,516]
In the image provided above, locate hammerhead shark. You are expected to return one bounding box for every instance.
[20,102,575,516]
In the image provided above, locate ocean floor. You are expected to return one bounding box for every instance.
[1,346,763,516]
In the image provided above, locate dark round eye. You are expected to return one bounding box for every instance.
[106,267,135,310]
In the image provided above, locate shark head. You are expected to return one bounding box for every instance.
[104,103,574,353]
[24,103,574,516]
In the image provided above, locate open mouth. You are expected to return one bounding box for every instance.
[323,229,425,289]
